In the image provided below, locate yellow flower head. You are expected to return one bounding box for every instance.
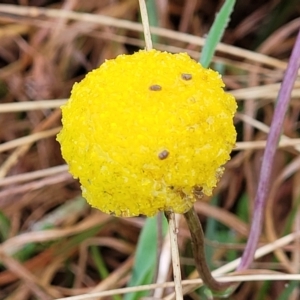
[57,49,237,217]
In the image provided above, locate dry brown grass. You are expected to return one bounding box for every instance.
[0,1,300,299]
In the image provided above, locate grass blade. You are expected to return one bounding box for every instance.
[200,0,236,67]
[124,215,168,300]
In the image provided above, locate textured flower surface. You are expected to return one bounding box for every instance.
[57,49,237,217]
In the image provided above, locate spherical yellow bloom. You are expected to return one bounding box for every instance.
[57,49,237,217]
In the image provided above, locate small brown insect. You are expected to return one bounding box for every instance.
[158,149,169,160]
[149,84,162,91]
[181,73,192,80]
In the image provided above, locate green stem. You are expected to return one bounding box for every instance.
[184,207,232,292]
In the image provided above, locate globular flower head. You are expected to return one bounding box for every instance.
[57,49,237,217]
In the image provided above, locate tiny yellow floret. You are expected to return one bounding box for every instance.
[57,49,237,217]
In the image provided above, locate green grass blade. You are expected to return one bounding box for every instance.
[277,281,300,300]
[90,246,122,300]
[146,0,159,44]
[236,193,249,223]
[200,0,236,68]
[0,210,10,241]
[90,245,109,278]
[124,214,168,300]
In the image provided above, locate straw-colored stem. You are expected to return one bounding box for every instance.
[165,211,183,300]
[184,207,232,292]
[138,0,153,50]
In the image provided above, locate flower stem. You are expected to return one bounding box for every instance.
[184,207,232,291]
[238,28,300,271]
[165,211,183,300]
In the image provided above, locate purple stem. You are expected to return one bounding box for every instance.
[238,29,300,271]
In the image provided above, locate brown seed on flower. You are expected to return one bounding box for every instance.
[193,186,203,198]
[181,73,192,80]
[158,149,169,160]
[149,84,162,91]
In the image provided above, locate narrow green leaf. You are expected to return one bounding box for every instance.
[146,0,159,44]
[124,214,168,300]
[91,246,122,300]
[90,245,109,279]
[0,210,10,241]
[277,281,300,300]
[236,193,249,223]
[257,281,271,300]
[200,0,236,68]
